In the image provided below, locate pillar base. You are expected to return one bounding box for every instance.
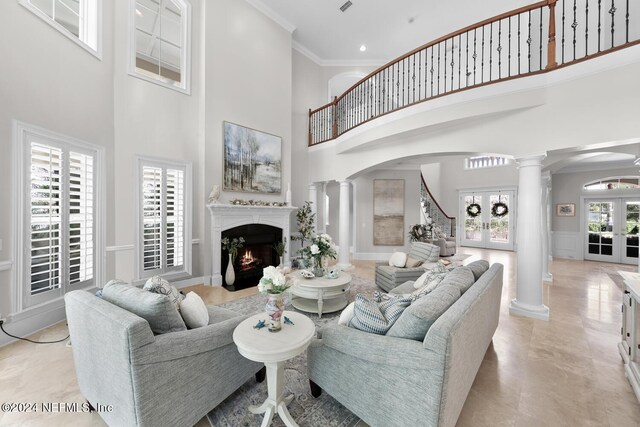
[509,299,549,321]
[543,273,553,283]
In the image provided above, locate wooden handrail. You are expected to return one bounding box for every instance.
[421,175,455,220]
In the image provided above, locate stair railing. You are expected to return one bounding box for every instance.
[309,0,639,146]
[420,175,456,238]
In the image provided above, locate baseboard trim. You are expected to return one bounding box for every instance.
[171,276,209,289]
[353,252,393,261]
[0,304,67,348]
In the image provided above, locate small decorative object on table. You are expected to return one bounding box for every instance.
[258,266,292,332]
[273,238,286,267]
[326,267,341,279]
[301,233,338,277]
[299,270,315,279]
[253,320,266,329]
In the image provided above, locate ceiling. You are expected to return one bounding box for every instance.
[249,0,534,64]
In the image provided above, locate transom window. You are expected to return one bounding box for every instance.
[14,122,104,309]
[19,0,100,57]
[135,157,192,280]
[130,0,191,94]
[465,155,511,170]
[584,177,640,191]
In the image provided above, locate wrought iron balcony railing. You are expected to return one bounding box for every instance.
[309,0,640,146]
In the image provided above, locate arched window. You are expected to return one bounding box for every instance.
[583,177,640,191]
[130,0,191,94]
[19,0,101,57]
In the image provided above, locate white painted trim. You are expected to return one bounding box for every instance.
[353,252,393,261]
[551,231,582,260]
[245,0,296,33]
[171,275,208,289]
[0,261,13,272]
[18,0,102,60]
[12,120,106,313]
[106,239,199,253]
[292,40,386,67]
[0,309,67,348]
[127,0,192,95]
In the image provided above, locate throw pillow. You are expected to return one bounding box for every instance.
[387,284,461,341]
[413,261,447,289]
[466,260,490,280]
[143,276,184,311]
[349,294,413,335]
[439,266,476,294]
[404,256,422,268]
[102,282,187,334]
[388,252,408,268]
[180,292,209,329]
[338,302,356,326]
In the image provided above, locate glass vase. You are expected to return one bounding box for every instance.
[265,293,284,332]
[312,257,325,277]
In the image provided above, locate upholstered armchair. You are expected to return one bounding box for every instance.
[65,290,264,427]
[375,242,440,292]
[428,237,456,257]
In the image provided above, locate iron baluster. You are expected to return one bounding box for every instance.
[444,39,448,92]
[626,0,630,43]
[418,50,422,101]
[451,39,455,91]
[572,0,578,60]
[539,8,543,69]
[481,26,485,82]
[598,0,602,52]
[562,0,566,62]
[458,34,462,90]
[490,22,493,81]
[528,10,532,72]
[473,28,478,84]
[610,0,616,49]
[402,59,405,107]
[518,14,521,74]
[508,17,512,77]
[437,43,441,95]
[466,32,470,87]
[430,46,434,97]
[498,19,502,79]
[586,0,589,56]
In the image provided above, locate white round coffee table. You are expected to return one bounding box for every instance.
[289,271,351,318]
[233,310,315,427]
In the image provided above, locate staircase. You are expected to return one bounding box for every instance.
[421,175,456,238]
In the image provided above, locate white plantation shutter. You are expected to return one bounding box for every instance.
[142,166,162,272]
[138,160,189,278]
[25,138,97,307]
[29,143,62,295]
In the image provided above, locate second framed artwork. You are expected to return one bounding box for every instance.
[556,203,576,217]
[373,179,405,246]
[223,121,282,194]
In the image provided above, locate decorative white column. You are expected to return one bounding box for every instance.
[510,155,549,321]
[308,183,319,232]
[338,180,352,269]
[541,171,553,283]
[318,182,328,234]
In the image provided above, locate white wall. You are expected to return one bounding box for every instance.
[112,0,204,282]
[202,0,293,277]
[0,1,115,339]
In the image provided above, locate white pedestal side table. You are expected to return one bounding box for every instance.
[233,310,315,427]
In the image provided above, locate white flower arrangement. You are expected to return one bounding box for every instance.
[258,266,291,294]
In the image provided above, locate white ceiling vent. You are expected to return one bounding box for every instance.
[340,1,353,12]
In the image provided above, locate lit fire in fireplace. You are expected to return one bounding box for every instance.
[241,250,254,267]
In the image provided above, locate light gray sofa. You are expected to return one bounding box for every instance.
[307,263,503,427]
[375,241,440,292]
[65,290,264,427]
[427,236,457,257]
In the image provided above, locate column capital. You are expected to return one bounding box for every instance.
[515,153,546,168]
[339,180,352,187]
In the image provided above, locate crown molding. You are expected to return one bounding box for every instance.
[245,0,296,33]
[292,40,386,68]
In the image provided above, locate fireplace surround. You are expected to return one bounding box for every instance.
[207,203,297,287]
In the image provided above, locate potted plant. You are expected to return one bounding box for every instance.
[300,233,338,277]
[273,238,287,266]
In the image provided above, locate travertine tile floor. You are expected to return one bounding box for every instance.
[1,248,639,426]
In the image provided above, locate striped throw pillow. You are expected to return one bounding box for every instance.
[349,294,413,335]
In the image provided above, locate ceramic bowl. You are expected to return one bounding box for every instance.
[299,270,314,279]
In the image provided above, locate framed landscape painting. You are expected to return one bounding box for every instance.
[373,179,405,246]
[223,121,282,194]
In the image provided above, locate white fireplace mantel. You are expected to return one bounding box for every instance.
[207,203,298,286]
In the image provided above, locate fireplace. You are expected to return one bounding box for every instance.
[222,224,282,291]
[207,203,296,287]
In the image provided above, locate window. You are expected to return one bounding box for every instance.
[14,122,104,309]
[19,0,101,57]
[584,177,640,191]
[465,155,511,170]
[135,157,192,280]
[130,0,191,94]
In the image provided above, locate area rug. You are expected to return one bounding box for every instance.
[206,275,377,427]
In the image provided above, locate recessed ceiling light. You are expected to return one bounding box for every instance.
[359,45,367,52]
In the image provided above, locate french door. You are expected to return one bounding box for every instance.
[585,198,640,265]
[460,190,515,250]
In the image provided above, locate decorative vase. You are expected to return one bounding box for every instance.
[279,256,284,267]
[225,254,235,286]
[312,257,325,277]
[265,293,284,332]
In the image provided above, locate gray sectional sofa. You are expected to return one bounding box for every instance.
[307,262,503,427]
